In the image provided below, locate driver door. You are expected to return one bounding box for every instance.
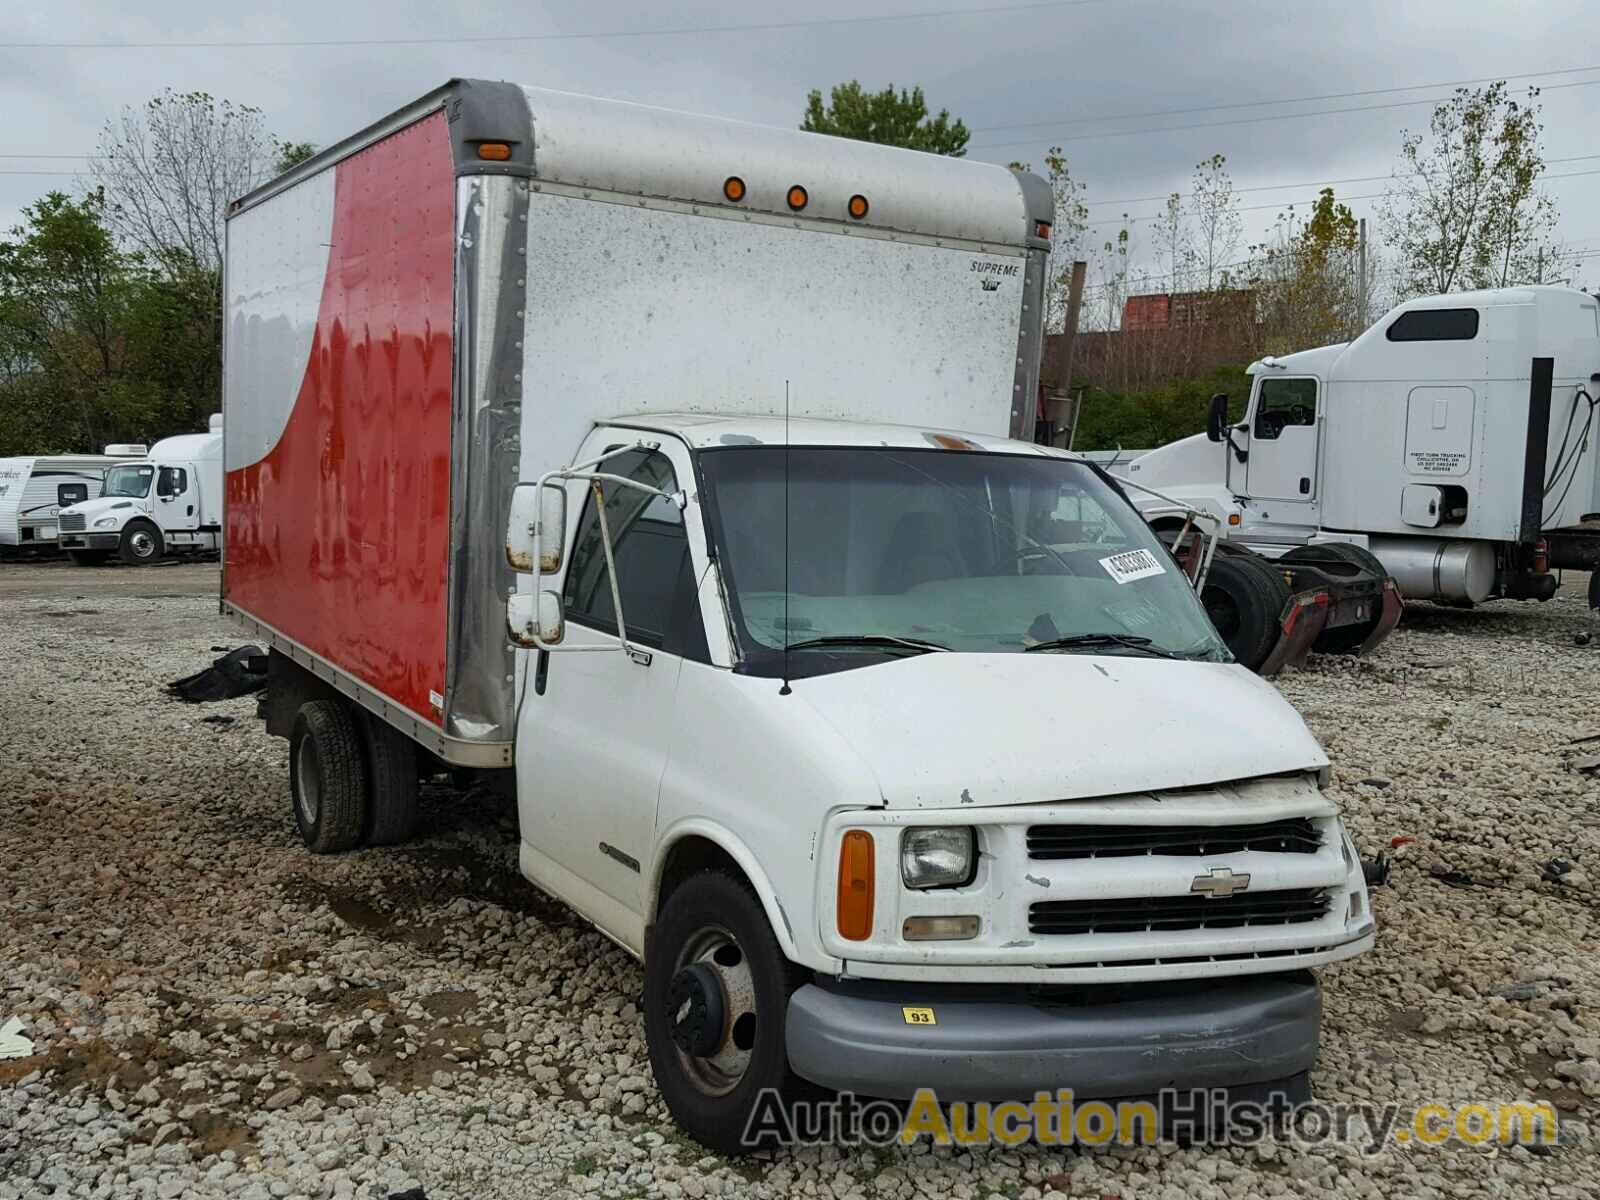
[155,464,200,530]
[1244,377,1320,506]
[513,434,707,946]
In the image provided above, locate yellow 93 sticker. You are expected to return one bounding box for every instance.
[902,1006,937,1026]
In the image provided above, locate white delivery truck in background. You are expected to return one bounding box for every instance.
[221,79,1375,1151]
[57,415,224,565]
[0,447,145,556]
[1120,287,1600,610]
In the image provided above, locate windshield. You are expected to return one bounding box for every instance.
[102,464,153,498]
[698,446,1229,678]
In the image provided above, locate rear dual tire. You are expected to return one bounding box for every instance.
[288,700,420,853]
[1202,552,1291,671]
[1277,542,1390,655]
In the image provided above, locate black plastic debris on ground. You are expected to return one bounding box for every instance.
[168,645,268,703]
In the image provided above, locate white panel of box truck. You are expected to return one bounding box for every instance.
[223,79,1374,1151]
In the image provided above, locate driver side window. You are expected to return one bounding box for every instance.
[562,449,706,659]
[157,467,186,498]
[1253,378,1318,440]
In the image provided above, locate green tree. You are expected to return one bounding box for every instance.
[1380,83,1567,295]
[0,191,216,455]
[275,140,319,174]
[801,82,969,156]
[1250,189,1371,352]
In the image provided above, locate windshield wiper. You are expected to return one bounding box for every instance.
[783,634,950,654]
[1023,633,1182,659]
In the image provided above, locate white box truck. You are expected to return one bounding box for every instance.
[57,416,223,565]
[0,448,146,556]
[222,79,1375,1151]
[1119,287,1600,610]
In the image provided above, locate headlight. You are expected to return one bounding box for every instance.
[900,827,975,889]
[93,516,119,529]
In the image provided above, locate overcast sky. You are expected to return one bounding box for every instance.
[3,0,1597,293]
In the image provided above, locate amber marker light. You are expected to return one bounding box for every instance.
[723,176,746,202]
[848,194,869,220]
[476,142,513,161]
[837,830,875,941]
[787,184,809,212]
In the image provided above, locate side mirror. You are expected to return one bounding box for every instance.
[1205,393,1229,443]
[507,588,565,648]
[506,482,567,574]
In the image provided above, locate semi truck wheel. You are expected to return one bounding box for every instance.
[359,711,419,846]
[67,550,112,566]
[118,520,164,566]
[1202,553,1291,671]
[289,700,369,854]
[1280,543,1389,655]
[644,872,806,1155]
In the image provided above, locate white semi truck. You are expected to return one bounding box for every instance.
[57,415,223,565]
[221,79,1375,1151]
[1120,287,1600,611]
[0,447,145,556]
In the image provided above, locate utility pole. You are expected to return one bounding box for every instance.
[1048,261,1088,447]
[1357,218,1368,330]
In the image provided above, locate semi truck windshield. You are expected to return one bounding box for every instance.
[102,464,154,498]
[698,446,1229,678]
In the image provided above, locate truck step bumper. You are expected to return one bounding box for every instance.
[785,972,1320,1102]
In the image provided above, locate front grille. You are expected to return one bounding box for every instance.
[1029,888,1330,936]
[1026,818,1321,860]
[58,513,86,532]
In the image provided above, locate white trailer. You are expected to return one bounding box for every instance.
[0,449,145,555]
[57,416,224,565]
[1121,287,1600,608]
[222,79,1374,1151]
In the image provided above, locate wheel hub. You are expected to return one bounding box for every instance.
[666,962,725,1057]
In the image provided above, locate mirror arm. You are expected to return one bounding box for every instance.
[1224,427,1249,464]
[591,477,633,655]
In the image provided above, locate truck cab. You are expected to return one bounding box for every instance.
[505,413,1374,1146]
[1122,288,1600,607]
[58,417,224,565]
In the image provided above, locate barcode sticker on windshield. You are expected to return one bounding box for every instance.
[1099,548,1166,584]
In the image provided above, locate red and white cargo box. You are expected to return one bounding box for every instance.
[222,79,1052,766]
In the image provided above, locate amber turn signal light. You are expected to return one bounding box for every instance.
[847,194,869,220]
[1035,220,1053,239]
[787,185,809,212]
[476,142,513,161]
[723,176,746,202]
[837,830,875,941]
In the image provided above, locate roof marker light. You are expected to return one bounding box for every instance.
[723,176,746,202]
[848,194,869,220]
[787,185,809,212]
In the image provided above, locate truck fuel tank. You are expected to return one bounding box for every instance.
[1366,535,1495,603]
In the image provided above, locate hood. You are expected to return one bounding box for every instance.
[61,496,141,518]
[793,652,1326,809]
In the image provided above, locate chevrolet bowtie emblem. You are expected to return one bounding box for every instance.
[1190,866,1251,899]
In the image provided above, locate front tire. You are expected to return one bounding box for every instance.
[289,700,368,854]
[118,520,163,566]
[644,873,806,1155]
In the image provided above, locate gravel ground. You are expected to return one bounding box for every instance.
[2,561,1598,1200]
